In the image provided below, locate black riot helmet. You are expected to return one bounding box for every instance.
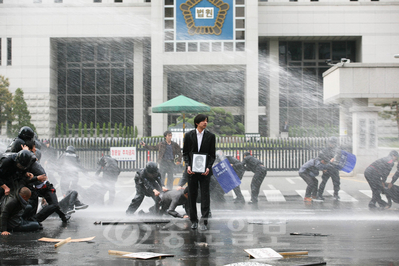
[15,150,33,169]
[66,146,75,153]
[18,126,35,142]
[389,150,399,158]
[145,161,158,174]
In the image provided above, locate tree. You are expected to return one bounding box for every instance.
[378,102,399,139]
[171,107,245,136]
[0,76,13,135]
[10,88,36,136]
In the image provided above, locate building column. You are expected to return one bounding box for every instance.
[350,105,380,176]
[269,39,280,137]
[151,0,167,137]
[244,0,259,134]
[134,40,144,137]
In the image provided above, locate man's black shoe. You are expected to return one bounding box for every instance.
[191,222,198,230]
[199,224,208,231]
[248,200,258,205]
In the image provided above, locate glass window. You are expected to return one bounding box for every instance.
[126,95,133,108]
[304,43,315,60]
[287,42,302,61]
[236,42,245,52]
[55,0,63,3]
[236,31,245,40]
[165,31,174,41]
[67,69,81,94]
[165,0,173,5]
[67,95,81,108]
[126,69,133,94]
[111,69,125,94]
[165,43,174,52]
[236,0,244,4]
[165,20,174,30]
[96,95,110,108]
[111,95,125,108]
[236,19,245,29]
[67,43,81,62]
[126,109,133,126]
[58,96,66,109]
[165,8,173,17]
[67,109,80,126]
[82,109,95,125]
[200,42,210,52]
[58,110,66,125]
[82,96,95,108]
[212,42,222,52]
[236,7,245,17]
[96,69,110,94]
[176,43,186,52]
[97,109,110,125]
[332,42,346,61]
[58,70,66,94]
[82,69,95,94]
[94,0,102,2]
[224,42,233,52]
[7,38,11,65]
[188,42,198,52]
[97,44,109,61]
[111,109,124,125]
[318,43,330,60]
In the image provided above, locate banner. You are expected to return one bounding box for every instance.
[212,158,241,193]
[110,147,136,161]
[336,150,357,173]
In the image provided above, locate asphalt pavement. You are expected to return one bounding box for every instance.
[1,171,399,266]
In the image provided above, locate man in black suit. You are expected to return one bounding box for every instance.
[183,114,216,231]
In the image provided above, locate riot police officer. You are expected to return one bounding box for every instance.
[126,162,168,215]
[242,152,267,204]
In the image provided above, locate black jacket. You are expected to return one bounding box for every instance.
[161,190,189,218]
[242,155,264,173]
[366,156,399,183]
[0,153,39,189]
[183,129,216,175]
[0,194,27,232]
[135,169,163,192]
[95,156,121,177]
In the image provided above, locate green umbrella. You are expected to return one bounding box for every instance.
[152,95,211,134]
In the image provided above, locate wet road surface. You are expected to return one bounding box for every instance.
[1,173,399,266]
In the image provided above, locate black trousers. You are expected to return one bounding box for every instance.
[34,184,66,222]
[250,166,267,202]
[299,172,318,198]
[188,173,210,224]
[233,170,245,200]
[318,167,340,196]
[10,218,41,232]
[160,160,175,190]
[364,168,387,207]
[59,190,79,213]
[126,183,161,215]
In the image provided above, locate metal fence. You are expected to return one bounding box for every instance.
[0,136,351,172]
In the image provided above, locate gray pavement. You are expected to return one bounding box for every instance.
[1,171,399,266]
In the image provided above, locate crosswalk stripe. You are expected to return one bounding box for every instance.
[359,190,388,201]
[296,190,306,198]
[327,190,358,202]
[241,190,251,202]
[263,190,286,202]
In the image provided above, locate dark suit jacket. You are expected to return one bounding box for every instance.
[183,129,216,175]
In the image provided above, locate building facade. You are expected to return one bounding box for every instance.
[0,0,398,138]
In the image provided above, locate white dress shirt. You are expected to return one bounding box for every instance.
[196,128,204,152]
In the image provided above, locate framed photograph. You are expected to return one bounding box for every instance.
[191,153,207,173]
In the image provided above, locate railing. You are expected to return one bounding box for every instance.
[0,136,351,172]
